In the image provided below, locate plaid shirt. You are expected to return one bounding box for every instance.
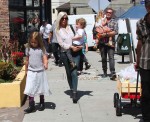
[100,18,118,46]
[136,14,150,69]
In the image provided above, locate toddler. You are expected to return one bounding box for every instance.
[66,18,86,70]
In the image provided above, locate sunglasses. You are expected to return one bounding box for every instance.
[106,11,112,14]
[61,17,68,20]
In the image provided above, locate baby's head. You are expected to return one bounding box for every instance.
[76,18,86,29]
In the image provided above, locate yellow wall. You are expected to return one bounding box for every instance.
[0,66,26,108]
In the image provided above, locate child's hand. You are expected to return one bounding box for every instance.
[44,63,48,70]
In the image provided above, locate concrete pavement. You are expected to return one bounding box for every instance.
[22,51,142,122]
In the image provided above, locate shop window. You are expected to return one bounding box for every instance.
[26,0,32,6]
[34,0,40,7]
[9,11,26,52]
[27,10,40,35]
[9,0,24,6]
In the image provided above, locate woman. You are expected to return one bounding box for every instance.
[55,12,82,103]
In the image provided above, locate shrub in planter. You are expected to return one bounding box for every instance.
[0,62,21,83]
[11,52,24,66]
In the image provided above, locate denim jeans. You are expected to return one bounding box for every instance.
[140,68,150,121]
[99,46,115,74]
[60,52,78,92]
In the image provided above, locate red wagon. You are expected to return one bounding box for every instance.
[113,72,141,116]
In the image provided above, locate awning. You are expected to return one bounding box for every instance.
[56,2,70,10]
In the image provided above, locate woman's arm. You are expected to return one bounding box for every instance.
[70,45,83,52]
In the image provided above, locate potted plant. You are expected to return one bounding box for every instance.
[0,36,26,107]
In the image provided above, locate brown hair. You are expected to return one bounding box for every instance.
[27,31,46,53]
[105,8,114,14]
[77,18,86,28]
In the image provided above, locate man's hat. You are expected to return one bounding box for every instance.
[145,0,150,6]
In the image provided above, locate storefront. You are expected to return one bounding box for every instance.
[9,0,51,51]
[0,0,51,54]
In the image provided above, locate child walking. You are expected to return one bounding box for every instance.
[24,31,51,113]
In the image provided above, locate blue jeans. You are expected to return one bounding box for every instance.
[60,52,78,92]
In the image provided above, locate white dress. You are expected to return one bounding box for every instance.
[24,48,51,97]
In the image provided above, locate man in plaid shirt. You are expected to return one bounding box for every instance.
[97,8,118,80]
[135,0,150,121]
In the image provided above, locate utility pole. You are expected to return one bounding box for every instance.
[98,0,100,11]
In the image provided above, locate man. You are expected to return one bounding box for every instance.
[135,0,150,121]
[49,21,63,66]
[40,20,52,56]
[97,8,118,80]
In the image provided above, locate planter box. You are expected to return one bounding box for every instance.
[0,66,26,107]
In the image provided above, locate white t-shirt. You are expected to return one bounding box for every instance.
[40,24,52,39]
[73,28,85,46]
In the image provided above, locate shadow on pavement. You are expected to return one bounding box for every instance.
[45,102,56,109]
[115,101,142,121]
[35,102,56,110]
[64,90,93,101]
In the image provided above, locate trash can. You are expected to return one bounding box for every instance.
[117,33,131,55]
[116,33,131,63]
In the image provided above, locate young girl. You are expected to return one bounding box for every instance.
[94,10,113,47]
[24,31,51,113]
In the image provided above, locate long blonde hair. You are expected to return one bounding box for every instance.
[27,31,46,53]
[55,11,68,32]
[96,10,104,22]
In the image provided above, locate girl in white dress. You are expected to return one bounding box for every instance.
[24,31,51,113]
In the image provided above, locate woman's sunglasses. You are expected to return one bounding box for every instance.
[61,17,68,20]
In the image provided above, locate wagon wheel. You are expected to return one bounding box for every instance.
[116,98,122,116]
[113,93,119,108]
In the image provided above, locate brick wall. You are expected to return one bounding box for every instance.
[0,0,10,40]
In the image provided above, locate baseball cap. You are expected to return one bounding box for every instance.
[145,0,150,6]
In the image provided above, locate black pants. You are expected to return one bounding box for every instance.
[99,45,115,74]
[79,53,88,71]
[43,38,49,53]
[51,43,60,62]
[140,68,150,121]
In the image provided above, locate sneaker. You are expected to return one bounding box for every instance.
[101,73,107,78]
[110,74,116,81]
[85,63,91,70]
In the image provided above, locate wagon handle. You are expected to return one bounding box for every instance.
[135,69,140,106]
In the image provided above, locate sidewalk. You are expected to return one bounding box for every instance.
[22,51,142,122]
[0,51,142,122]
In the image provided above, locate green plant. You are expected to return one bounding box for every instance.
[0,62,21,83]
